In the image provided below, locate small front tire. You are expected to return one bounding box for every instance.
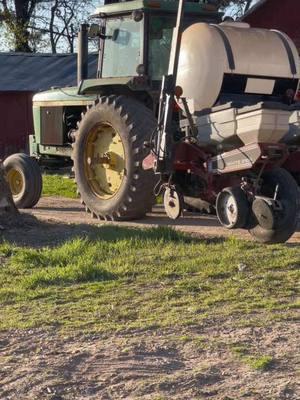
[4,153,42,209]
[216,186,249,229]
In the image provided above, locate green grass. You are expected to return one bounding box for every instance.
[0,226,299,332]
[247,356,274,371]
[42,174,77,199]
[231,345,274,371]
[42,173,162,203]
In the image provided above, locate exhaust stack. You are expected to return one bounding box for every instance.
[77,24,89,86]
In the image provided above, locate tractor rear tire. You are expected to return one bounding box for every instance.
[4,153,42,209]
[249,168,299,244]
[72,95,157,221]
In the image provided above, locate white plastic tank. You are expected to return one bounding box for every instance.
[176,22,300,113]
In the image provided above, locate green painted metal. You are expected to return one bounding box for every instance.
[38,145,72,157]
[78,77,150,95]
[33,87,97,103]
[32,106,41,145]
[32,88,96,155]
[30,134,72,159]
[29,135,38,157]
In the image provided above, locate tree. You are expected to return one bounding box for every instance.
[0,0,42,52]
[0,0,95,53]
[49,0,76,54]
[33,0,94,54]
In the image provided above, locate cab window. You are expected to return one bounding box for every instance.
[102,16,143,78]
[148,16,198,81]
[148,16,175,81]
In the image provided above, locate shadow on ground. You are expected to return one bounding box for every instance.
[2,196,300,247]
[0,213,227,248]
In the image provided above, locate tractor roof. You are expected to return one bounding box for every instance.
[92,0,221,17]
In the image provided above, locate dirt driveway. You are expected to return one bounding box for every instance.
[22,196,300,244]
[1,322,299,400]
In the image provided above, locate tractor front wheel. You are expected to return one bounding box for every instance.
[4,153,42,209]
[72,96,157,220]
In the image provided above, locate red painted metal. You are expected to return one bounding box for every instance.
[0,91,34,159]
[173,141,288,175]
[244,0,300,51]
[283,149,300,172]
[173,142,209,175]
[171,141,291,202]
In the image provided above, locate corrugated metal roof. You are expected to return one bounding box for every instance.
[0,52,98,92]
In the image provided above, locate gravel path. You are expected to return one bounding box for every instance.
[21,197,300,244]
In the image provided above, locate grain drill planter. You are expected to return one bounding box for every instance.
[4,0,300,243]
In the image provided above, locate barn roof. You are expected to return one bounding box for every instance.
[0,52,98,92]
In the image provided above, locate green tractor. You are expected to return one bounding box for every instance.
[4,0,221,219]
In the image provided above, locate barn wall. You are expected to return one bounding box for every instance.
[244,0,300,51]
[0,92,34,159]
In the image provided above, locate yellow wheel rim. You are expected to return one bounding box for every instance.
[84,122,125,200]
[7,169,24,197]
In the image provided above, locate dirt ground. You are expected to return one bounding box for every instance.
[10,196,300,244]
[0,197,299,399]
[1,321,299,400]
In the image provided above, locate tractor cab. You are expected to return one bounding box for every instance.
[79,0,222,96]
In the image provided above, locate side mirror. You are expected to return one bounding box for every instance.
[112,29,131,45]
[112,28,120,41]
[88,24,100,38]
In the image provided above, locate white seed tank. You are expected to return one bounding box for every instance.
[176,22,300,113]
[176,22,300,147]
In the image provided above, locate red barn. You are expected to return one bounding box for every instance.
[243,0,300,52]
[0,53,97,160]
